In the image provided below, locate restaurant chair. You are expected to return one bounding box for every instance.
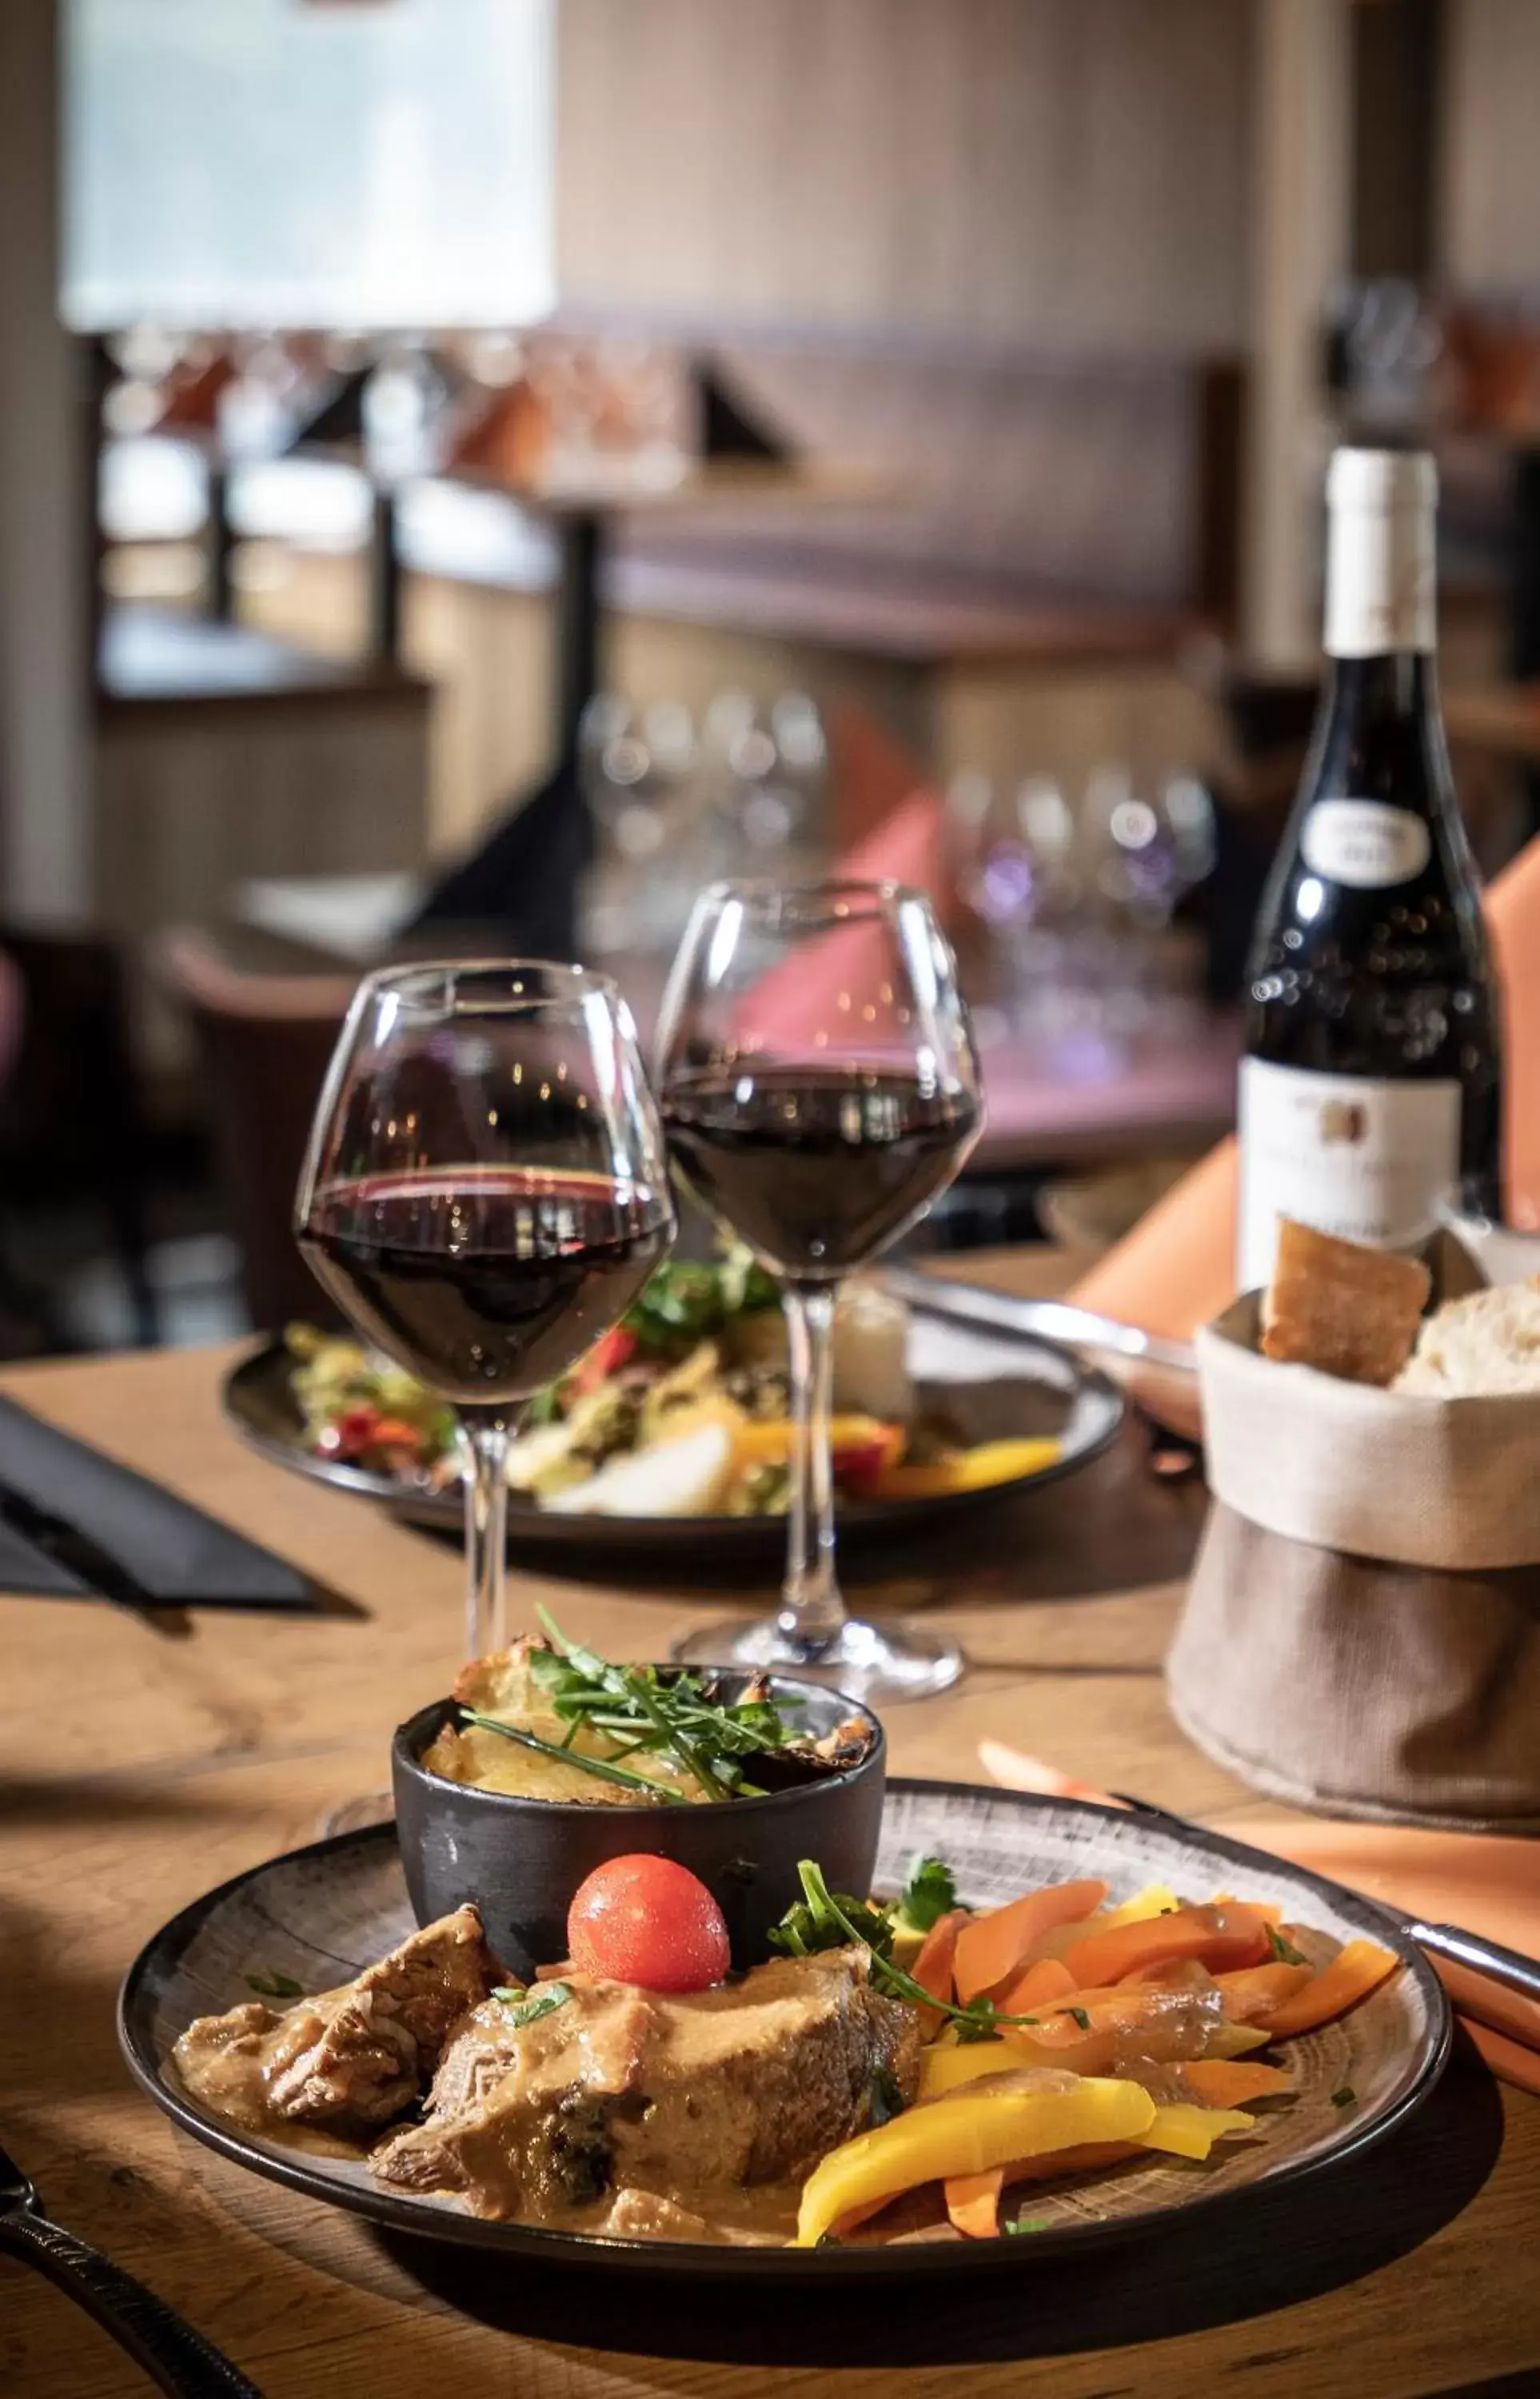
[154,929,355,1332]
[0,925,158,1349]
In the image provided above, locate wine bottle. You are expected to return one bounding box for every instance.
[1237,447,1503,1291]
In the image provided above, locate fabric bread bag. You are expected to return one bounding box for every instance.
[1167,1228,1540,1829]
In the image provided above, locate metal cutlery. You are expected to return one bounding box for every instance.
[0,2137,262,2397]
[882,1263,1199,1375]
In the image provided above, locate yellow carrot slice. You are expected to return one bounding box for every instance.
[795,2078,1157,2246]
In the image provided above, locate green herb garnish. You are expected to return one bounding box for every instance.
[245,1971,305,2000]
[1265,1923,1310,1967]
[1331,2086,1357,2110]
[493,1981,574,2029]
[458,1710,691,1802]
[770,1862,1056,2043]
[896,1853,959,1935]
[1066,2006,1091,2031]
[1004,2216,1054,2236]
[517,1608,801,1802]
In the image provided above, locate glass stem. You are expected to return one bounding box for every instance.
[460,1413,509,1660]
[780,1283,845,1652]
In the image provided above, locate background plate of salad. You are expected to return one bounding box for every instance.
[221,1255,1123,1564]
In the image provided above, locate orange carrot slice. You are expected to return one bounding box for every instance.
[1212,1962,1313,2022]
[910,1908,969,2035]
[999,2141,1139,2185]
[1061,1903,1273,1990]
[952,1880,1108,2005]
[828,2193,897,2240]
[1264,1940,1399,2038]
[1178,2059,1294,2107]
[999,1956,1079,2014]
[944,2168,1003,2238]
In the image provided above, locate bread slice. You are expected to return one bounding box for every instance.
[1261,1219,1430,1387]
[1394,1276,1540,1395]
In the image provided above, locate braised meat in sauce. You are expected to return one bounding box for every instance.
[373,1945,920,2225]
[170,1906,920,2240]
[171,1905,498,2136]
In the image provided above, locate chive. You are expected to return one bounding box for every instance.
[628,1671,733,1802]
[1004,2216,1054,2236]
[1331,2086,1357,2109]
[1066,2006,1091,2030]
[457,1710,689,1802]
[1266,1923,1309,1967]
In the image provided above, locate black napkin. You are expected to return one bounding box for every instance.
[0,1394,315,1608]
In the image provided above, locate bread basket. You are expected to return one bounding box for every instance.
[1167,1237,1540,1829]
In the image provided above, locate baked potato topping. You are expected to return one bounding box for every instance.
[421,1634,876,1806]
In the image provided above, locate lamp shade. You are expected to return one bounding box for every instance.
[63,0,556,330]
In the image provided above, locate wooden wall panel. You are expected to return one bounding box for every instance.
[556,0,1254,349]
[1441,0,1540,291]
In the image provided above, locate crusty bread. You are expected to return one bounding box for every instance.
[1261,1219,1431,1387]
[1394,1276,1540,1395]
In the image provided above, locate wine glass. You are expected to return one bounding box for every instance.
[295,961,676,1659]
[656,881,983,1702]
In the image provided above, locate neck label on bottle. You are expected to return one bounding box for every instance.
[1237,1059,1460,1291]
[1301,799,1431,889]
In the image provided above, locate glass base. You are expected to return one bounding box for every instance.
[670,1614,964,1704]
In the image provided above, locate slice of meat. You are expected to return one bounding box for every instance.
[372,1946,920,2224]
[172,1906,500,2137]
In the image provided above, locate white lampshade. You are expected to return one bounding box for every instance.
[63,0,556,329]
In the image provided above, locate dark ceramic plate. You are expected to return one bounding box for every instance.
[221,1311,1123,1563]
[119,1780,1448,2280]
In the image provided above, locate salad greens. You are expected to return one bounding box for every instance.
[620,1253,780,1354]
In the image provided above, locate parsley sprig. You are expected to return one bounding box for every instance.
[770,1860,1047,2044]
[493,1981,574,2030]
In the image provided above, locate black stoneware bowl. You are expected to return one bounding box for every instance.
[392,1674,887,1978]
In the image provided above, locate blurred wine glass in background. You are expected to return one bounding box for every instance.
[578,695,700,958]
[701,689,828,884]
[947,760,1217,1068]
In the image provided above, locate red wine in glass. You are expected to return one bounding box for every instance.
[663,1068,981,1278]
[299,1168,672,1404]
[656,880,983,1703]
[293,960,676,1659]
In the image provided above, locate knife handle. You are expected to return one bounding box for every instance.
[0,2208,263,2397]
[1407,1920,1540,2007]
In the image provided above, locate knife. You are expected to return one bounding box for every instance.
[881,1263,1199,1375]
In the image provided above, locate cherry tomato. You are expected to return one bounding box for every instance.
[566,1854,730,1992]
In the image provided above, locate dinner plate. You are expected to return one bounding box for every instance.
[221,1312,1124,1563]
[119,1779,1449,2279]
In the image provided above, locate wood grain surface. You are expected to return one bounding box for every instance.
[2,1250,1538,2399]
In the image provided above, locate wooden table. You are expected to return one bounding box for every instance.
[2,1251,1538,2399]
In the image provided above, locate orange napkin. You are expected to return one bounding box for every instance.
[1069,831,1540,1337]
[735,792,949,1055]
[979,1739,1540,2093]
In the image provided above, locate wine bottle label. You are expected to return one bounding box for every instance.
[1237,1057,1461,1290]
[1300,799,1432,889]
